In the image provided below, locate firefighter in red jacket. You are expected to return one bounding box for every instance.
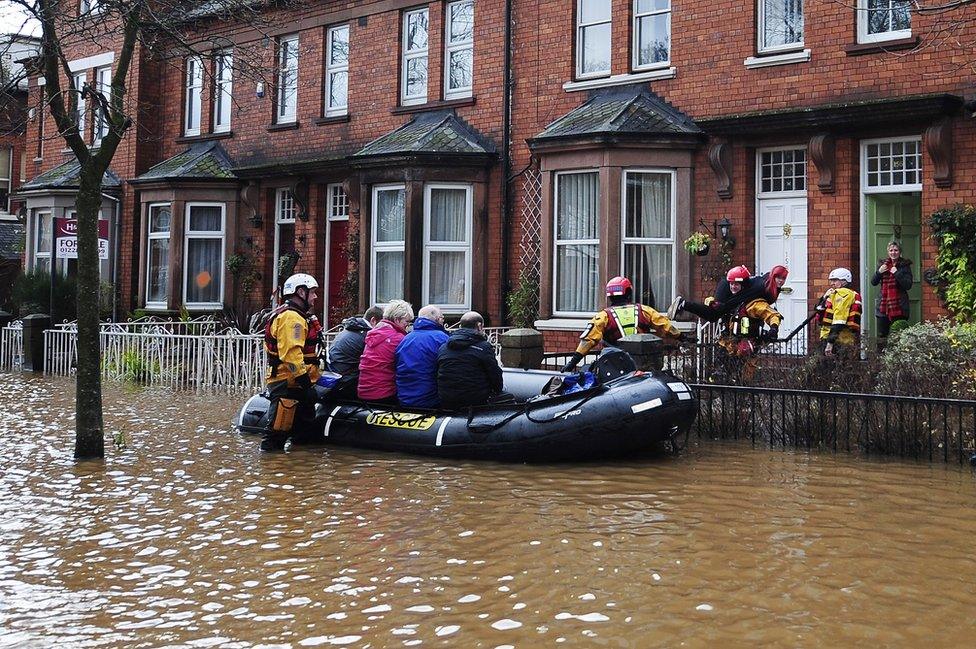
[562,276,681,372]
[263,273,323,449]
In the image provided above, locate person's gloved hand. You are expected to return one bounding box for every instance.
[765,325,779,341]
[561,352,584,373]
[296,373,317,404]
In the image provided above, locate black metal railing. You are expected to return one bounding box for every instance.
[693,384,976,464]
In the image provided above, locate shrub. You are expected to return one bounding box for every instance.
[878,320,976,398]
[506,270,539,328]
[929,203,976,321]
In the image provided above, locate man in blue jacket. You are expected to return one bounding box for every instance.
[395,305,449,408]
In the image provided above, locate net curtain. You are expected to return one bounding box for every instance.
[555,172,600,313]
[624,172,672,310]
[427,188,468,306]
[185,205,223,304]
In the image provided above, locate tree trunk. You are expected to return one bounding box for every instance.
[74,170,105,459]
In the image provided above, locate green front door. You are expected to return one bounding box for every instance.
[865,192,922,330]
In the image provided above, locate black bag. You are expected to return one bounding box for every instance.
[589,348,637,383]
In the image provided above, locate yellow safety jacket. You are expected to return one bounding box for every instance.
[819,287,862,346]
[264,308,322,387]
[725,299,784,337]
[575,303,680,356]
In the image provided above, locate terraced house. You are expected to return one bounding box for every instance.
[17,1,976,347]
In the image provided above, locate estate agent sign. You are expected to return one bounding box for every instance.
[54,217,109,260]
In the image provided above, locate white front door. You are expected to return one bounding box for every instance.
[756,148,809,353]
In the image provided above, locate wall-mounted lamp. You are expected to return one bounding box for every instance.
[717,217,735,248]
[255,81,265,99]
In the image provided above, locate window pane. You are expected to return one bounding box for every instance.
[580,23,611,74]
[762,0,803,48]
[448,50,473,91]
[555,244,600,313]
[624,243,671,309]
[150,205,171,233]
[625,173,671,238]
[147,239,169,303]
[429,188,467,242]
[428,251,466,305]
[330,26,349,64]
[37,214,51,252]
[375,251,404,303]
[556,173,599,240]
[637,0,670,11]
[449,2,474,42]
[580,0,611,22]
[407,11,429,50]
[637,13,670,65]
[188,205,221,231]
[375,188,405,242]
[0,148,9,180]
[329,71,348,109]
[185,238,221,303]
[406,57,428,98]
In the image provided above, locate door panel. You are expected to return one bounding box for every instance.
[865,192,921,329]
[327,220,349,326]
[758,197,808,353]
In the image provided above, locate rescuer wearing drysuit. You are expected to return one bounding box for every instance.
[818,267,863,358]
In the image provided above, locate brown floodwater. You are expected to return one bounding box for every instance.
[1,373,975,648]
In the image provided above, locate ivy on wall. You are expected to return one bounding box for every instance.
[929,203,976,322]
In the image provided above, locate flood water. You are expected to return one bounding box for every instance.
[1,373,975,648]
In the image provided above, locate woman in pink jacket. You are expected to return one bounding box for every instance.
[357,300,414,402]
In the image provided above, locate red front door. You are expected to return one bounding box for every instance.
[327,220,350,326]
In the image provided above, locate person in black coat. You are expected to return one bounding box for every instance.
[436,311,504,410]
[327,305,383,397]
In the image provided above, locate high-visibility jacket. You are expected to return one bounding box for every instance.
[818,287,862,346]
[575,303,679,356]
[264,303,323,386]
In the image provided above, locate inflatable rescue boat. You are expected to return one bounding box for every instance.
[235,363,698,462]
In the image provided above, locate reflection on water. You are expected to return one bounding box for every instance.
[1,373,976,647]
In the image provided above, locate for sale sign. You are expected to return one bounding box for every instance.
[55,217,109,260]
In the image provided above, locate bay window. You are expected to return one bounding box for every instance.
[554,171,600,315]
[273,188,297,290]
[576,0,611,79]
[633,0,671,69]
[325,25,349,117]
[622,170,675,309]
[759,0,803,52]
[424,185,472,310]
[214,50,233,132]
[371,185,406,305]
[184,57,203,136]
[183,203,225,308]
[444,1,474,99]
[146,204,171,308]
[401,8,429,105]
[858,0,911,43]
[277,34,299,123]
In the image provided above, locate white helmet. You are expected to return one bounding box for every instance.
[828,267,853,283]
[282,273,319,296]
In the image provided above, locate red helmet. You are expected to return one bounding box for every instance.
[605,276,633,297]
[726,265,751,283]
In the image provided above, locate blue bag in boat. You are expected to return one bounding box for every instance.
[316,372,342,389]
[561,371,596,395]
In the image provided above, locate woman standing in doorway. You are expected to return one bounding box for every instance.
[870,240,913,350]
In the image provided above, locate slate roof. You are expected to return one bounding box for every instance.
[132,141,236,183]
[0,221,24,260]
[19,158,122,191]
[353,111,496,158]
[532,88,702,142]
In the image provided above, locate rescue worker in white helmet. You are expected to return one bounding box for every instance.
[262,273,323,450]
[561,276,682,373]
[817,267,862,358]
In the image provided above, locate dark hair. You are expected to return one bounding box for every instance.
[363,306,384,322]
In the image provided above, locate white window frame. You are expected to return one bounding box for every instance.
[860,136,922,194]
[273,188,297,290]
[182,202,226,310]
[757,0,804,54]
[401,7,429,106]
[620,169,677,309]
[756,145,808,199]
[327,183,350,222]
[73,71,87,138]
[371,183,407,307]
[276,34,299,123]
[80,0,104,14]
[93,65,111,144]
[213,50,233,132]
[857,0,912,44]
[553,170,601,318]
[632,0,672,71]
[184,56,203,136]
[0,146,12,215]
[423,183,473,312]
[145,202,172,309]
[576,0,612,80]
[324,25,350,117]
[33,211,52,273]
[444,0,474,100]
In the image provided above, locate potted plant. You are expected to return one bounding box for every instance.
[683,231,712,256]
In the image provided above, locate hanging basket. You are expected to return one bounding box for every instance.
[694,243,711,256]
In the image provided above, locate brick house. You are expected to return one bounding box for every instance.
[17,1,976,349]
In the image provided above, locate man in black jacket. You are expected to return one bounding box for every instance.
[436,311,504,409]
[327,306,383,397]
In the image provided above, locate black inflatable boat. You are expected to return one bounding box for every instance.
[235,365,697,462]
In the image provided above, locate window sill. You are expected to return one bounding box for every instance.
[176,131,234,144]
[313,114,351,125]
[744,48,811,69]
[562,68,676,93]
[845,36,919,56]
[267,121,299,132]
[391,97,476,115]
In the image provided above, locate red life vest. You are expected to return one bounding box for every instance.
[602,304,654,344]
[264,302,322,377]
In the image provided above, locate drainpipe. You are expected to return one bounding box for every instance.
[102,192,121,321]
[499,0,513,324]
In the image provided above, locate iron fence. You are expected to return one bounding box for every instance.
[693,383,976,464]
[0,321,23,372]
